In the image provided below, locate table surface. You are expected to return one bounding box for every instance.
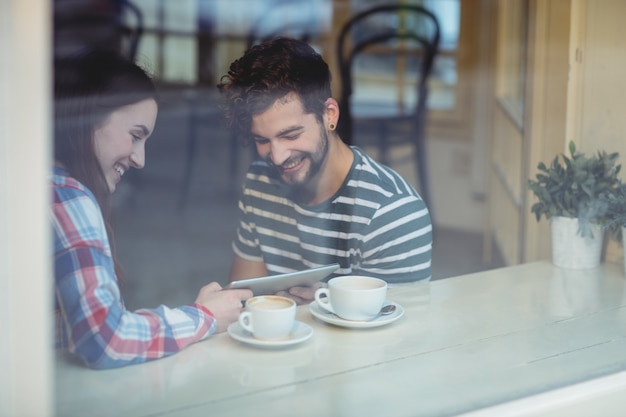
[55,261,626,417]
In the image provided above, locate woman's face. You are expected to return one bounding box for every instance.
[94,98,158,193]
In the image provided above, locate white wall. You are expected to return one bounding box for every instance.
[0,1,53,416]
[377,139,485,233]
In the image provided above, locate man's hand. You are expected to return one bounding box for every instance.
[276,282,326,306]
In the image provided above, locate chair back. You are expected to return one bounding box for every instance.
[336,4,440,145]
[246,0,329,49]
[54,0,144,61]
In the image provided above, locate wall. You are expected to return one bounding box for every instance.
[572,0,626,262]
[487,0,626,265]
[0,1,52,416]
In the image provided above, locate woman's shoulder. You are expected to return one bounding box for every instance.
[52,166,97,203]
[51,167,104,228]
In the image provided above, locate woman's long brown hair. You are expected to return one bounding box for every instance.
[54,48,158,279]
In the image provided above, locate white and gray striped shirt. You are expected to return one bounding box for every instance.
[233,147,432,283]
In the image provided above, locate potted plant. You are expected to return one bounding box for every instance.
[601,182,626,235]
[527,141,621,268]
[599,181,626,273]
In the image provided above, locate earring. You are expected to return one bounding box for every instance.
[329,123,336,131]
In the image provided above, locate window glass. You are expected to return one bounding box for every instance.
[349,0,461,111]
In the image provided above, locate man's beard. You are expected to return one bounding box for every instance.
[268,126,330,203]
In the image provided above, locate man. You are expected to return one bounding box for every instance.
[218,37,432,304]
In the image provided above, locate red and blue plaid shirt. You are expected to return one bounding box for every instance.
[51,166,216,369]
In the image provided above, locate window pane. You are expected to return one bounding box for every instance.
[349,0,461,111]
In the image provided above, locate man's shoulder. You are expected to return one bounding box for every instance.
[348,147,421,199]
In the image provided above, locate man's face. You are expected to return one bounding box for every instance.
[251,93,329,191]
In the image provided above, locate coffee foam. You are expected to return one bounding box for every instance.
[248,296,293,310]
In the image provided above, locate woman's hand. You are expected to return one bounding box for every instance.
[195,282,252,333]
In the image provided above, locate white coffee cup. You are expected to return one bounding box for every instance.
[238,295,296,340]
[314,276,387,321]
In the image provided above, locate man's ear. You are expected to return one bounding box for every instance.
[323,97,340,127]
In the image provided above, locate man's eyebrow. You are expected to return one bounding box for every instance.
[251,125,304,141]
[276,125,304,137]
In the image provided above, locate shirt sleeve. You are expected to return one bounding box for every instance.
[53,185,216,369]
[358,194,433,283]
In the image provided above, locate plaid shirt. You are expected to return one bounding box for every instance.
[51,166,216,369]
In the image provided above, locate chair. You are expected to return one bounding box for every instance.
[236,0,328,179]
[179,1,331,211]
[54,0,143,61]
[54,0,145,208]
[337,4,440,208]
[246,0,323,48]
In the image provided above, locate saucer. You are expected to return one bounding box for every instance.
[227,321,314,349]
[308,300,404,328]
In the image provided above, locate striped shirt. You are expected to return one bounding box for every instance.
[233,147,432,283]
[52,166,215,369]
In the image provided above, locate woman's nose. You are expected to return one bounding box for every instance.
[130,143,145,169]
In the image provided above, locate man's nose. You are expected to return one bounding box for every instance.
[269,141,290,167]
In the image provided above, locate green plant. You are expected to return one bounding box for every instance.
[527,141,621,236]
[599,181,626,241]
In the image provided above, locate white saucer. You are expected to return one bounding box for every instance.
[308,300,404,328]
[227,321,314,349]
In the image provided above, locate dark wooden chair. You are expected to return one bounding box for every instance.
[245,0,322,48]
[234,0,328,179]
[54,0,143,61]
[179,1,328,211]
[337,4,440,209]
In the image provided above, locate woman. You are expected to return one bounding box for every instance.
[52,49,252,369]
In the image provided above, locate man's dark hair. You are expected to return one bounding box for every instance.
[218,37,332,145]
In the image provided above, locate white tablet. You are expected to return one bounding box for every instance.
[227,263,340,295]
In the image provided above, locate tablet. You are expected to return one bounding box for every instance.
[227,263,340,295]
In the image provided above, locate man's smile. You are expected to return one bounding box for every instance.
[279,156,305,172]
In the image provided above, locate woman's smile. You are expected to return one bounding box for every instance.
[93,98,157,193]
[114,163,126,180]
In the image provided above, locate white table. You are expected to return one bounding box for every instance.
[55,261,626,417]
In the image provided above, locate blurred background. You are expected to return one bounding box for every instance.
[53,0,505,309]
[5,3,626,410]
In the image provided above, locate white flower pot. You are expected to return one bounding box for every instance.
[550,216,602,269]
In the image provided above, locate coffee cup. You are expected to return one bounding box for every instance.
[314,276,387,321]
[238,295,296,340]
